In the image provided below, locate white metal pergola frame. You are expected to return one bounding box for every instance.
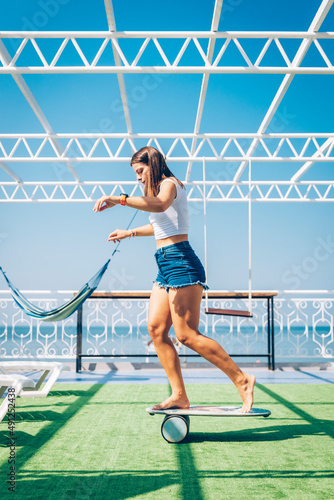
[0,31,333,75]
[0,0,333,203]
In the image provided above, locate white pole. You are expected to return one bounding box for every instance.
[248,159,252,315]
[203,157,209,311]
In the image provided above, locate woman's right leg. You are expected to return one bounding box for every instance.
[148,284,189,409]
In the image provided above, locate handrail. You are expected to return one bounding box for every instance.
[88,291,278,299]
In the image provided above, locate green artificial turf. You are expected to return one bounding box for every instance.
[0,383,333,499]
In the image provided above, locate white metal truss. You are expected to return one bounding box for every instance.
[0,31,333,74]
[0,161,22,183]
[1,180,334,203]
[0,39,80,183]
[233,0,333,182]
[0,131,333,202]
[291,138,334,181]
[186,0,223,182]
[0,133,332,163]
[103,0,133,135]
[0,0,333,203]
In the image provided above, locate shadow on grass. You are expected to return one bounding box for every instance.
[192,470,334,479]
[256,384,334,439]
[180,383,334,444]
[0,383,187,500]
[163,386,205,500]
[193,470,334,479]
[13,470,179,500]
[0,430,37,448]
[47,390,94,397]
[0,381,109,471]
[6,410,69,423]
[184,420,334,443]
[176,444,204,500]
[13,468,334,500]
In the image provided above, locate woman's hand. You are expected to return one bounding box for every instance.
[93,195,119,212]
[108,229,131,243]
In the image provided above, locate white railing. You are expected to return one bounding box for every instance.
[0,291,333,362]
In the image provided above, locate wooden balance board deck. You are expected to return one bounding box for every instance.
[146,406,271,443]
[147,406,271,417]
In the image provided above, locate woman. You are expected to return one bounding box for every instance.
[93,146,255,412]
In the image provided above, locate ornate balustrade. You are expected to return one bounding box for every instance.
[0,292,333,369]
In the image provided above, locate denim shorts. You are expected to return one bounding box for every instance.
[154,241,209,292]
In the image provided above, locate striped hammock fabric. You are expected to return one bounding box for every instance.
[0,260,110,322]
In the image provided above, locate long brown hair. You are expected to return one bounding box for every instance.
[131,146,184,197]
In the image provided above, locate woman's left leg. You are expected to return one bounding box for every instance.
[168,284,255,412]
[147,284,189,410]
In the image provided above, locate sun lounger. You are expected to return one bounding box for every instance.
[0,362,70,398]
[0,374,35,423]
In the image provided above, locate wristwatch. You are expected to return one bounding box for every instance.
[120,193,129,206]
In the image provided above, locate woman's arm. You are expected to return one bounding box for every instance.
[93,181,176,214]
[108,223,154,243]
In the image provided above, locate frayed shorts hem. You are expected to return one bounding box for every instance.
[153,280,209,293]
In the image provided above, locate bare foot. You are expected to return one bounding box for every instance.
[238,373,256,413]
[152,394,190,410]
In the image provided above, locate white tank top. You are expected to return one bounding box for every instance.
[149,178,189,240]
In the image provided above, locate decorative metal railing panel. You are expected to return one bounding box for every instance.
[0,295,333,362]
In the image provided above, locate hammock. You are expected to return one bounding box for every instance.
[0,259,110,322]
[1,209,138,322]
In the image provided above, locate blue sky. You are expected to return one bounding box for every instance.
[0,0,333,294]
